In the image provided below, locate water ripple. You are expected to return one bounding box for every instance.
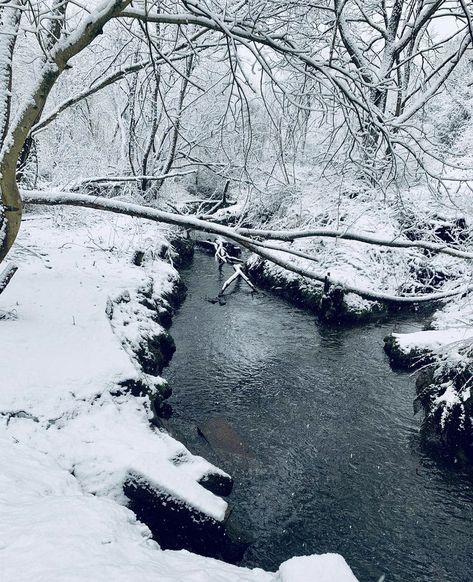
[165,253,473,582]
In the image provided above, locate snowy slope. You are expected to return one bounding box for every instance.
[1,208,227,518]
[0,207,357,581]
[388,291,473,360]
[0,434,357,581]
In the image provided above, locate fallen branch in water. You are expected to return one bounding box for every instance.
[21,191,473,304]
[220,264,258,295]
[209,239,257,295]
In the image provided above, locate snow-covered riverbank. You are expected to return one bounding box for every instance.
[0,207,357,581]
[241,180,470,322]
[384,294,473,459]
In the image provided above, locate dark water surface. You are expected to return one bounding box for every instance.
[164,252,473,582]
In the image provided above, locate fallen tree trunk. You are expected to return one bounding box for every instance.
[21,191,473,305]
[237,227,473,261]
[73,170,195,187]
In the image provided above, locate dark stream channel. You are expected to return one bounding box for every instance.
[164,252,473,582]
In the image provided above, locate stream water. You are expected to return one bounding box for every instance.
[164,252,473,582]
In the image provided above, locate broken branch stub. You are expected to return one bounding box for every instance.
[0,263,18,296]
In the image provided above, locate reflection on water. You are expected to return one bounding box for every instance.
[165,253,473,582]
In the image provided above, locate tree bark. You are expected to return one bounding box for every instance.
[0,263,17,296]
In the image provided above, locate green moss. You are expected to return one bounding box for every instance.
[248,258,385,324]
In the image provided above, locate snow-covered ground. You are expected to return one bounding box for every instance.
[0,207,357,581]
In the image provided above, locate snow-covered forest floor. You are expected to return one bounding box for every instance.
[0,207,356,581]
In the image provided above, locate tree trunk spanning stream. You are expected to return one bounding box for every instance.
[164,252,473,582]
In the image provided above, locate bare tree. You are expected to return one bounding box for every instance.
[2,0,473,303]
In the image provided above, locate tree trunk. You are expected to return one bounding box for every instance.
[0,0,133,266]
[0,174,22,264]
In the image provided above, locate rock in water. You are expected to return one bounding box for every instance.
[198,417,253,458]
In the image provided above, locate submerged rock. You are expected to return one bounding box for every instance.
[197,417,254,459]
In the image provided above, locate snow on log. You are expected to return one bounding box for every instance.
[73,170,195,186]
[238,226,473,261]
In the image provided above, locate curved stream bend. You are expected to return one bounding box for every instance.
[165,252,473,582]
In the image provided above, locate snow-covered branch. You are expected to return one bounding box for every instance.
[237,227,473,261]
[31,58,152,136]
[73,170,195,187]
[208,239,257,295]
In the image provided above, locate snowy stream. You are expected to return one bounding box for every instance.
[164,252,473,582]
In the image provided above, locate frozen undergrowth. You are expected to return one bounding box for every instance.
[246,173,471,316]
[0,207,357,581]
